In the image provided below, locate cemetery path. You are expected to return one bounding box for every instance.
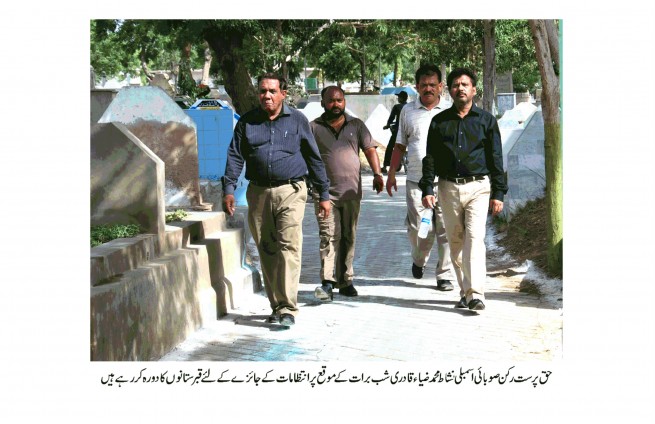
[160,174,562,363]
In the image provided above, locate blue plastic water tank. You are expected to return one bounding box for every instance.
[185,101,248,205]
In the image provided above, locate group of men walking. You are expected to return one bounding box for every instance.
[222,64,507,327]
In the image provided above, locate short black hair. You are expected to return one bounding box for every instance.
[447,68,478,88]
[321,85,345,99]
[415,64,442,84]
[397,91,408,101]
[258,72,287,91]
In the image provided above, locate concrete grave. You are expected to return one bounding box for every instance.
[99,86,203,207]
[91,89,119,124]
[496,72,514,94]
[344,94,397,123]
[364,103,393,146]
[516,92,531,104]
[91,122,165,236]
[496,93,517,117]
[504,109,546,218]
[299,102,358,123]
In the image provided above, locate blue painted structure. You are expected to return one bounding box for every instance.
[185,100,249,205]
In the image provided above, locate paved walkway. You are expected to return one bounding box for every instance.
[160,174,562,362]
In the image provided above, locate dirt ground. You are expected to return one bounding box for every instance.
[494,196,562,279]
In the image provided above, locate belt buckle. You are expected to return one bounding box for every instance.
[455,177,465,184]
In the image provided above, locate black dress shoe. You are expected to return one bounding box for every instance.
[338,284,358,296]
[412,263,424,279]
[456,297,468,308]
[279,313,295,326]
[267,314,279,323]
[436,279,454,291]
[468,299,485,311]
[314,281,334,301]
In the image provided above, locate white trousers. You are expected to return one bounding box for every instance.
[437,177,491,301]
[406,180,454,281]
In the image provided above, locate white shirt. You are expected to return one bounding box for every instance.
[396,97,451,182]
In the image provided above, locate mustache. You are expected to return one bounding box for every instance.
[327,107,344,114]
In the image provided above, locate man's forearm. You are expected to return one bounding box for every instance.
[387,144,405,176]
[364,147,381,174]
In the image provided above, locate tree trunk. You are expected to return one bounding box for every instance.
[204,31,258,115]
[545,20,560,76]
[201,45,212,85]
[139,48,155,82]
[276,20,288,80]
[529,19,562,275]
[359,54,367,93]
[483,20,496,113]
[393,57,399,86]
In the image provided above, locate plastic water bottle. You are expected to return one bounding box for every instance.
[418,208,433,239]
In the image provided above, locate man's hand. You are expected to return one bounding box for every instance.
[386,174,397,196]
[318,200,331,219]
[489,199,504,217]
[223,194,236,216]
[422,195,436,209]
[373,174,384,193]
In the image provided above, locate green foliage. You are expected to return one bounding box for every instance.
[496,20,541,93]
[91,20,139,81]
[176,57,197,97]
[165,209,188,223]
[90,19,542,104]
[91,19,206,86]
[91,224,142,247]
[313,41,359,83]
[286,84,308,108]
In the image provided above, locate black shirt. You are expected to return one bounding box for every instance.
[419,104,508,201]
[386,102,407,131]
[222,104,330,201]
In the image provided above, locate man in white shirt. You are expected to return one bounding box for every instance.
[385,64,455,291]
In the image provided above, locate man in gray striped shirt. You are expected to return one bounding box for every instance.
[385,64,455,290]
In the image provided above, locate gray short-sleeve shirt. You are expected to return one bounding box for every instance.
[310,113,376,201]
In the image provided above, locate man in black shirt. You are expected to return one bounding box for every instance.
[419,68,507,311]
[222,73,331,327]
[381,90,408,174]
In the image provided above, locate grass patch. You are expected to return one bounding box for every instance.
[91,224,142,247]
[165,209,188,223]
[519,279,541,295]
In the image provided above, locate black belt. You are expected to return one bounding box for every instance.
[250,177,304,188]
[443,175,487,184]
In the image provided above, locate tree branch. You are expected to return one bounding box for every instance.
[283,20,335,63]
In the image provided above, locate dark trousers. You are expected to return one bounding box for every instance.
[383,129,401,170]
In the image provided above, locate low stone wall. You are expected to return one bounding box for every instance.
[90,212,261,361]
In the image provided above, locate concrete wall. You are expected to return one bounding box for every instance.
[91,122,165,236]
[344,94,399,123]
[99,86,203,207]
